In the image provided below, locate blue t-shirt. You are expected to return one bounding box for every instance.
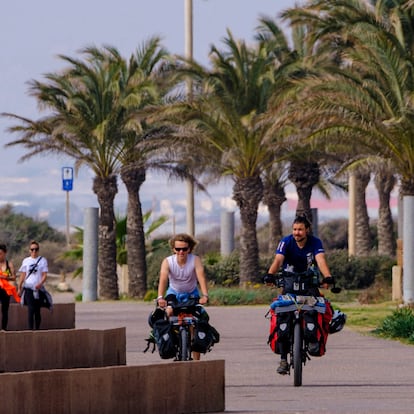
[276,234,325,273]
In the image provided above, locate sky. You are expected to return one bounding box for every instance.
[0,0,394,236]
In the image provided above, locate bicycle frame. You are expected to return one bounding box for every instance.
[169,304,198,361]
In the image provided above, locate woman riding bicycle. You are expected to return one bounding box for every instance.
[264,215,334,374]
[156,233,209,360]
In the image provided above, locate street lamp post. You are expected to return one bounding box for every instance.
[184,0,195,236]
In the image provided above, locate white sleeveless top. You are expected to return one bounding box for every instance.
[167,254,197,293]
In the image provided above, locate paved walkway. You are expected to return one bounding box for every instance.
[61,296,414,414]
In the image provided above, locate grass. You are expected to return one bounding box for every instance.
[323,286,400,334]
[338,301,398,333]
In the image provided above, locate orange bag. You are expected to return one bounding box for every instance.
[0,271,20,303]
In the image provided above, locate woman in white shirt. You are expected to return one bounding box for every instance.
[18,240,48,330]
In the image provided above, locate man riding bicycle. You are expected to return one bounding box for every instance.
[264,215,334,375]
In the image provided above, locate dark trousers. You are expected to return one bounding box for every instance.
[24,289,41,330]
[0,288,10,330]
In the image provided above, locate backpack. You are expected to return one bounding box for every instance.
[153,319,177,359]
[192,320,214,354]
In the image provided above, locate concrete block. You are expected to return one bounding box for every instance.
[59,328,91,368]
[0,371,34,412]
[89,327,127,367]
[0,327,126,372]
[7,303,75,331]
[31,369,68,413]
[0,360,225,414]
[1,331,35,372]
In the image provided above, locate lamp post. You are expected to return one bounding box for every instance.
[184,0,195,236]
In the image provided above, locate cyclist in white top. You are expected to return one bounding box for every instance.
[157,233,209,360]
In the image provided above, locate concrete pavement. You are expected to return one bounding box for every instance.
[60,297,414,414]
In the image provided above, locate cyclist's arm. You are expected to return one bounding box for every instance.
[157,258,169,306]
[195,256,209,304]
[315,252,332,288]
[268,253,284,275]
[315,252,331,277]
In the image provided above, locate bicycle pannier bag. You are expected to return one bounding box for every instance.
[304,306,332,357]
[268,310,291,354]
[153,319,177,359]
[192,320,214,353]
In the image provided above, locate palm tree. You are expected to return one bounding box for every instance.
[4,51,122,298]
[3,38,172,299]
[98,38,173,298]
[262,164,287,254]
[354,169,373,255]
[280,0,414,298]
[374,166,397,256]
[259,17,344,231]
[282,0,414,196]
[156,30,279,285]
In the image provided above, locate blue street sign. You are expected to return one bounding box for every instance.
[62,167,73,191]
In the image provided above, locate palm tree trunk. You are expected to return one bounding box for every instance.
[355,170,372,256]
[289,160,320,225]
[374,170,396,256]
[263,178,286,254]
[233,176,263,287]
[93,175,118,299]
[121,166,147,298]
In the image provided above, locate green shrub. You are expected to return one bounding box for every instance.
[204,251,240,286]
[328,250,395,290]
[374,307,414,341]
[208,286,277,306]
[204,251,274,286]
[319,219,348,250]
[144,289,157,302]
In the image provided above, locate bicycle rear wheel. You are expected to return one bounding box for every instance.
[293,322,303,386]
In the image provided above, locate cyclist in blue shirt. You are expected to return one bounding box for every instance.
[265,215,333,374]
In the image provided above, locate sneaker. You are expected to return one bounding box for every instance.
[308,342,319,355]
[277,359,289,375]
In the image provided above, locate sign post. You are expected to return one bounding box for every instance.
[62,167,73,246]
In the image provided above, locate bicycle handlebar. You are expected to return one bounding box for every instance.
[263,272,342,294]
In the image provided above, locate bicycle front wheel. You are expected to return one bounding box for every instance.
[293,322,303,387]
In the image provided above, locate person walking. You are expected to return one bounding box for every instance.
[18,240,49,330]
[0,243,19,330]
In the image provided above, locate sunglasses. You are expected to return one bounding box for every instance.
[30,248,39,252]
[174,247,189,252]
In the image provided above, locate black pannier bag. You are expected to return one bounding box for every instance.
[192,320,215,353]
[153,319,177,359]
